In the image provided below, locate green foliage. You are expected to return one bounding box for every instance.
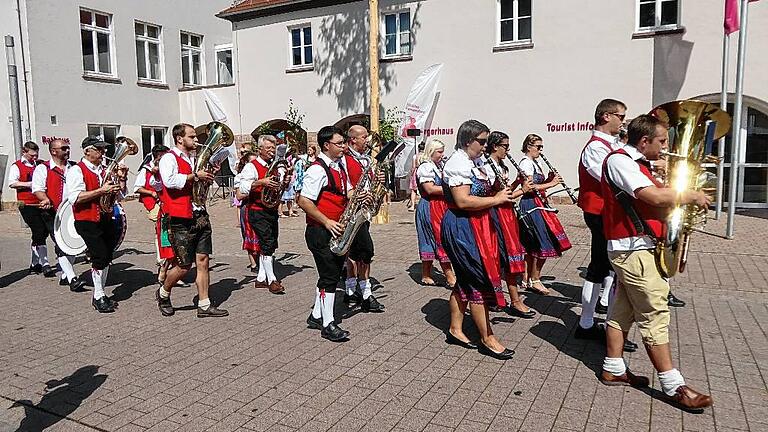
[285,99,306,128]
[379,106,404,142]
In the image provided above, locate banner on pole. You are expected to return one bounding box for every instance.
[394,64,444,178]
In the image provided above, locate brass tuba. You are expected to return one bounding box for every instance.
[99,136,138,213]
[193,121,234,206]
[329,132,392,256]
[649,100,731,277]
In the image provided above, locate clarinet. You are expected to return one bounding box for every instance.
[505,154,558,214]
[483,156,537,235]
[538,152,578,204]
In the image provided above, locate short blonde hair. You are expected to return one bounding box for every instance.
[418,139,445,164]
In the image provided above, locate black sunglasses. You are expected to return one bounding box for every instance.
[54,146,71,151]
[611,112,626,121]
[474,137,488,145]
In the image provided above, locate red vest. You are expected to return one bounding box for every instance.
[43,161,70,210]
[344,153,365,187]
[246,159,271,210]
[14,159,40,204]
[161,153,193,218]
[577,136,613,215]
[600,149,666,241]
[72,162,103,222]
[307,159,348,227]
[139,168,157,211]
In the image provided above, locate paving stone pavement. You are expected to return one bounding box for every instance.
[0,200,766,432]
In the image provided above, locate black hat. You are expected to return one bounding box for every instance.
[81,136,108,149]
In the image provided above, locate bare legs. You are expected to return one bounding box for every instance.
[421,261,457,287]
[448,291,506,352]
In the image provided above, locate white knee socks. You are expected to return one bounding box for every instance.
[361,279,372,300]
[36,245,49,266]
[92,269,105,300]
[58,256,76,282]
[312,288,322,319]
[30,244,39,266]
[579,281,600,329]
[345,277,357,296]
[321,291,336,327]
[599,271,615,308]
[256,255,267,282]
[262,255,276,284]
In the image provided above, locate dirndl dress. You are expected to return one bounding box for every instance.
[415,161,450,263]
[440,150,506,307]
[484,158,527,276]
[240,203,261,253]
[517,160,571,258]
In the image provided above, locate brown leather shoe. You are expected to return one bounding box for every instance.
[664,385,713,412]
[254,280,270,289]
[599,369,650,387]
[269,281,285,294]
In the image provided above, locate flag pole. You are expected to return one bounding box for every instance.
[726,0,750,238]
[368,0,380,133]
[715,33,729,220]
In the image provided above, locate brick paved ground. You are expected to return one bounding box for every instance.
[0,200,766,432]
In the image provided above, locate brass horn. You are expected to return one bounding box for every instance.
[193,121,234,206]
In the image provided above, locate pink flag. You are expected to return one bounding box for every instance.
[725,0,740,34]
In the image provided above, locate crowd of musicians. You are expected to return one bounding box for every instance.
[7,98,714,412]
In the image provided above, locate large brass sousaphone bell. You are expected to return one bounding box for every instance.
[649,100,731,277]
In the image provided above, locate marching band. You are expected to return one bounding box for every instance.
[8,96,724,411]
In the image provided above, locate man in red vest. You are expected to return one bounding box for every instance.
[31,138,85,291]
[576,99,640,351]
[65,136,123,313]
[238,134,285,294]
[7,141,54,276]
[599,115,712,411]
[134,144,172,283]
[341,125,385,313]
[155,123,228,318]
[297,126,354,341]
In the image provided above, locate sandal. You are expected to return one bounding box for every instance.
[526,279,550,295]
[420,278,437,286]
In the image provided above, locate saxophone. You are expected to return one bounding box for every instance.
[192,121,234,206]
[99,136,138,213]
[329,133,391,256]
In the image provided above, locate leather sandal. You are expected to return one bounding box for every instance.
[526,279,550,295]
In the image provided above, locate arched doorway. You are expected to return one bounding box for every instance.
[696,94,768,208]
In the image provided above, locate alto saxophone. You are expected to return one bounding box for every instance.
[329,133,391,256]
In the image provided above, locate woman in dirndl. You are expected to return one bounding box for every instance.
[234,151,261,272]
[517,134,572,295]
[415,139,456,288]
[483,131,536,318]
[440,120,515,360]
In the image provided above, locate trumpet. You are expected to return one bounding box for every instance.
[538,152,578,204]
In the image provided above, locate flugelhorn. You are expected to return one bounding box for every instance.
[538,153,578,204]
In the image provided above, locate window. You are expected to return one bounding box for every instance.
[215,44,234,85]
[181,31,203,86]
[289,25,313,68]
[498,0,532,44]
[135,22,164,82]
[87,124,119,157]
[80,8,115,76]
[384,11,411,57]
[637,0,679,30]
[141,126,167,157]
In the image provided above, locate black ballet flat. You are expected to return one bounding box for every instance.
[477,341,515,360]
[445,332,477,350]
[506,306,536,319]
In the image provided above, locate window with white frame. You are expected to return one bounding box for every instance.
[135,22,164,82]
[289,25,313,68]
[637,0,680,30]
[141,126,167,157]
[87,124,120,157]
[79,8,115,75]
[215,44,234,85]
[384,11,411,57]
[498,0,532,44]
[181,31,203,86]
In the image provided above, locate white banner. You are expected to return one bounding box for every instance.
[394,64,443,178]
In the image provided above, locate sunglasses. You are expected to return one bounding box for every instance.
[54,146,71,151]
[474,137,488,145]
[610,112,626,121]
[529,144,544,150]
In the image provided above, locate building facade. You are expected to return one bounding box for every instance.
[0,0,235,205]
[209,0,768,208]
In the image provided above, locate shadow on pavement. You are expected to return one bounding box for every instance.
[275,253,312,279]
[0,268,32,289]
[209,277,243,306]
[109,262,157,302]
[10,365,107,432]
[420,298,479,342]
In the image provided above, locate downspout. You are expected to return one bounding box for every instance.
[16,0,32,141]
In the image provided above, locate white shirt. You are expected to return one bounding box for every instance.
[300,152,351,201]
[581,130,619,181]
[604,144,656,252]
[443,149,494,187]
[417,160,440,184]
[31,161,72,199]
[518,156,543,178]
[7,158,35,187]
[159,147,204,211]
[65,158,104,205]
[132,166,162,193]
[238,156,271,195]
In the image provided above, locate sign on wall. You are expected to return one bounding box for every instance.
[546,121,594,133]
[42,136,71,144]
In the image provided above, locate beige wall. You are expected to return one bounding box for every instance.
[226,0,768,191]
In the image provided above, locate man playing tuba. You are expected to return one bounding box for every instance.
[598,115,712,411]
[155,123,228,318]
